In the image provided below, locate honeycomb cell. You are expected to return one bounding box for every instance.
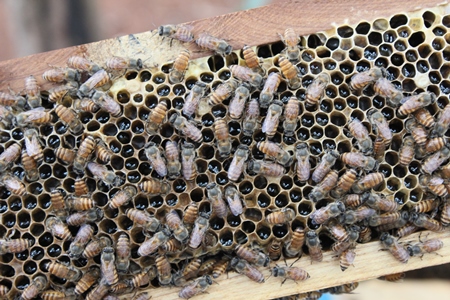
[210,217,225,231]
[394,190,407,205]
[429,71,442,84]
[422,11,436,28]
[409,31,425,47]
[409,188,423,202]
[31,209,45,223]
[354,35,368,48]
[390,14,408,28]
[326,37,339,51]
[47,244,62,258]
[38,232,53,247]
[430,52,443,69]
[373,18,389,31]
[390,53,405,66]
[29,246,44,260]
[18,211,30,228]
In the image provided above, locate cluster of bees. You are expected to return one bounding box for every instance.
[1,10,450,300]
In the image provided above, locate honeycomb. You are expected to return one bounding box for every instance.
[1,4,450,300]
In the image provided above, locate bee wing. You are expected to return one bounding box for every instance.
[25,135,40,157]
[399,95,415,104]
[4,177,22,189]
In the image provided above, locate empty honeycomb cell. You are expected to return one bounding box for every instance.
[429,52,443,69]
[409,31,426,47]
[394,190,408,205]
[393,165,407,178]
[117,90,131,104]
[330,111,346,126]
[440,80,450,94]
[302,50,316,62]
[386,178,401,192]
[271,41,285,55]
[29,246,44,261]
[379,164,392,178]
[275,193,289,208]
[332,49,347,62]
[354,35,369,48]
[358,97,372,110]
[0,264,15,278]
[368,31,383,46]
[429,70,442,84]
[99,219,117,234]
[14,275,29,291]
[96,110,110,123]
[30,223,44,237]
[422,10,437,27]
[409,188,423,202]
[38,232,53,247]
[52,164,67,179]
[102,123,118,136]
[310,61,323,74]
[390,14,408,29]
[124,106,137,120]
[47,244,62,257]
[8,196,22,211]
[337,25,354,38]
[118,215,133,231]
[404,175,418,189]
[417,59,430,73]
[18,211,31,228]
[437,95,449,108]
[256,224,271,242]
[267,183,280,197]
[373,18,389,31]
[340,38,353,51]
[210,217,225,231]
[310,126,324,139]
[234,229,248,245]
[31,209,45,223]
[257,193,270,208]
[432,37,445,50]
[390,53,405,66]
[316,47,331,58]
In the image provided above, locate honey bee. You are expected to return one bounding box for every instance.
[169,114,203,143]
[164,141,181,179]
[166,210,189,243]
[369,211,409,227]
[24,75,41,108]
[310,201,345,225]
[412,108,435,128]
[257,141,292,167]
[0,105,14,126]
[106,56,143,71]
[228,145,249,182]
[373,77,403,107]
[305,73,330,108]
[247,160,285,178]
[0,142,21,172]
[14,107,53,126]
[224,185,244,216]
[407,238,444,257]
[331,169,358,199]
[266,207,296,225]
[126,208,161,232]
[0,173,26,196]
[405,119,428,147]
[23,129,44,168]
[41,289,76,300]
[326,223,350,243]
[69,224,94,258]
[206,183,228,218]
[378,272,406,282]
[179,275,213,299]
[262,100,283,139]
[139,177,171,195]
[352,172,385,193]
[174,258,201,285]
[342,194,364,208]
[95,140,113,163]
[242,98,260,136]
[311,149,338,183]
[196,32,233,56]
[162,238,182,253]
[0,237,32,254]
[46,261,81,281]
[338,249,356,272]
[158,24,194,43]
[358,225,372,243]
[86,282,109,300]
[101,247,119,286]
[66,208,103,226]
[398,135,415,166]
[373,135,386,161]
[87,162,121,187]
[91,90,122,117]
[20,275,47,300]
[212,257,230,278]
[183,203,198,227]
[230,257,265,283]
[420,174,448,197]
[350,67,385,90]
[432,103,450,137]
[169,49,190,83]
[109,186,137,209]
[156,254,172,285]
[305,231,323,262]
[283,96,300,136]
[74,267,100,295]
[284,227,305,257]
[367,109,392,145]
[138,229,171,256]
[48,82,78,103]
[267,239,282,261]
[293,142,311,182]
[279,28,301,61]
[229,84,250,119]
[189,213,210,249]
[208,79,238,106]
[42,67,79,83]
[363,192,399,212]
[425,137,445,153]
[214,118,232,157]
[340,152,377,171]
[398,92,436,117]
[422,146,450,174]
[54,147,76,165]
[309,170,339,202]
[144,142,167,178]
[235,244,269,267]
[348,118,373,153]
[73,135,96,174]
[46,215,71,240]
[441,200,450,226]
[410,212,443,232]
[145,100,168,133]
[83,236,112,258]
[379,232,409,263]
[278,56,301,89]
[272,264,310,283]
[395,224,419,238]
[242,45,264,73]
[259,72,282,108]
[182,81,206,117]
[134,292,151,300]
[78,69,111,97]
[125,268,155,288]
[341,206,377,224]
[68,55,101,73]
[65,195,95,211]
[73,98,100,113]
[180,141,198,181]
[330,225,359,254]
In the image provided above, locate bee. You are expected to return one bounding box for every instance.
[74,267,100,295]
[163,238,182,253]
[331,225,359,254]
[196,32,232,56]
[21,275,47,300]
[126,208,161,232]
[182,81,207,117]
[364,192,399,212]
[422,146,450,174]
[242,98,260,136]
[87,162,121,187]
[73,98,100,113]
[169,49,190,83]
[0,285,8,296]
[86,282,109,300]
[341,206,377,224]
[0,173,26,196]
[40,289,74,300]
[179,275,213,299]
[410,213,443,232]
[420,174,448,197]
[46,261,81,281]
[441,200,450,226]
[23,128,44,166]
[327,223,350,243]
[305,231,323,262]
[189,213,210,249]
[228,145,249,182]
[83,236,112,258]
[95,140,113,163]
[169,114,203,143]
[138,229,170,256]
[91,90,122,117]
[396,224,419,238]
[331,169,358,199]
[24,75,41,108]
[407,238,444,257]
[224,185,244,216]
[145,100,168,133]
[309,170,339,202]
[342,194,364,208]
[69,224,94,258]
[373,77,403,107]
[125,268,155,288]
[48,83,78,103]
[348,118,372,153]
[312,149,338,183]
[373,134,386,161]
[262,100,283,139]
[266,207,296,225]
[78,69,111,97]
[66,208,103,226]
[212,257,230,278]
[235,244,269,267]
[432,103,450,137]
[369,211,409,227]
[278,56,301,89]
[68,55,101,73]
[350,67,385,90]
[144,142,167,177]
[305,73,330,108]
[283,96,300,136]
[164,141,181,179]
[100,247,119,286]
[174,258,201,285]
[0,142,21,172]
[14,107,52,126]
[230,257,265,283]
[248,159,286,177]
[398,135,415,166]
[135,292,151,300]
[42,67,79,83]
[106,56,143,71]
[156,254,172,285]
[398,92,436,117]
[158,24,194,43]
[0,91,26,112]
[55,147,76,165]
[378,272,406,282]
[180,142,198,181]
[272,264,310,283]
[337,249,356,272]
[208,79,238,106]
[214,118,232,157]
[166,210,189,243]
[368,109,392,145]
[425,137,445,153]
[257,141,292,167]
[412,108,435,128]
[284,227,305,257]
[109,185,137,209]
[65,195,95,211]
[73,135,96,174]
[380,232,409,263]
[267,239,282,261]
[405,119,428,147]
[206,183,228,218]
[340,152,377,171]
[242,45,263,73]
[0,105,14,126]
[46,215,71,240]
[279,28,301,61]
[358,225,372,243]
[0,237,32,254]
[259,72,282,108]
[352,172,385,193]
[310,201,345,225]
[293,142,311,182]
[229,84,250,119]
[183,203,198,227]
